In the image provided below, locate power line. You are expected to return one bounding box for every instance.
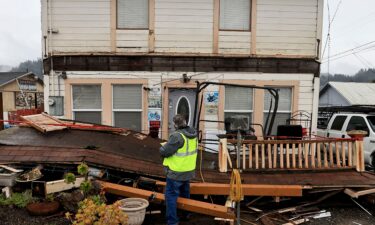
[322,0,343,58]
[321,44,375,64]
[322,41,375,61]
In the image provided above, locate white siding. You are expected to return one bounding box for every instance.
[218,31,251,54]
[154,0,213,53]
[49,0,111,53]
[256,0,319,56]
[116,30,149,53]
[42,0,323,57]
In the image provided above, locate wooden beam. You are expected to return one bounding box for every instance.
[213,0,219,54]
[344,188,375,199]
[250,0,257,55]
[155,182,303,197]
[148,0,155,53]
[99,181,235,219]
[110,0,116,52]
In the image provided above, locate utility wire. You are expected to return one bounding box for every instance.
[322,41,375,62]
[322,44,375,63]
[322,0,343,58]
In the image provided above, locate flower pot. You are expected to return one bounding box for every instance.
[26,201,60,216]
[118,198,149,225]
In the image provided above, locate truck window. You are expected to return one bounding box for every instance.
[367,116,375,132]
[331,116,347,131]
[346,116,368,132]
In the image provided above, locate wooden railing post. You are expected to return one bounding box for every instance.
[219,138,229,172]
[223,137,362,172]
[347,131,367,172]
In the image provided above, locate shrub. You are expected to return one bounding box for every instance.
[65,198,128,225]
[0,190,35,208]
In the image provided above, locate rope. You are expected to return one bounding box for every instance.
[229,169,243,202]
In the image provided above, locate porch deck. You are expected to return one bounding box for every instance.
[0,127,374,193]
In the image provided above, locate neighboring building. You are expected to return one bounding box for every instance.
[319,82,375,107]
[41,0,323,140]
[0,72,44,127]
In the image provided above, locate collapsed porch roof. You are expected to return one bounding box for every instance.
[0,127,375,189]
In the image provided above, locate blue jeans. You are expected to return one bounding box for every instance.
[165,178,190,225]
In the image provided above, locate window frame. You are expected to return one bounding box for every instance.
[116,0,150,30]
[224,86,254,129]
[219,0,252,32]
[111,84,143,131]
[263,87,293,135]
[71,84,102,124]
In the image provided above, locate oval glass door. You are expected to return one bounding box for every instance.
[176,96,191,125]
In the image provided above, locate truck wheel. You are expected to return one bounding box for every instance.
[372,155,375,172]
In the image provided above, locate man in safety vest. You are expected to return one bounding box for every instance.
[160,114,198,225]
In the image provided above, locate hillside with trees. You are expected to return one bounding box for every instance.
[10,58,43,77]
[320,68,375,87]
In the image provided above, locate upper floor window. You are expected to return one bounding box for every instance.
[220,0,251,31]
[117,0,149,29]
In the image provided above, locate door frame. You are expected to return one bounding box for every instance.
[162,79,205,139]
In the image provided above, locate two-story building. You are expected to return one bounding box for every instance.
[41,0,323,141]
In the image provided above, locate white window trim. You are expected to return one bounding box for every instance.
[224,110,253,113]
[111,84,143,127]
[71,84,102,121]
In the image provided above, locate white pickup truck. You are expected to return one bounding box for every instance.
[317,113,375,167]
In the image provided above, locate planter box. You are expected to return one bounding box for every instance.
[0,165,22,187]
[0,170,17,187]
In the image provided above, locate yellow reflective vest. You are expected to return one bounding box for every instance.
[163,133,198,172]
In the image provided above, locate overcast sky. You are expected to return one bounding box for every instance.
[0,0,374,75]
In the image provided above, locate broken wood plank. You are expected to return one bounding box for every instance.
[282,218,309,225]
[21,113,67,133]
[344,188,375,198]
[99,181,235,219]
[260,215,275,225]
[32,177,92,196]
[0,165,23,173]
[155,181,303,197]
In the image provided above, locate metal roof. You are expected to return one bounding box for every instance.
[323,82,375,106]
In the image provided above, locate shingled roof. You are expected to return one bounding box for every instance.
[0,72,42,87]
